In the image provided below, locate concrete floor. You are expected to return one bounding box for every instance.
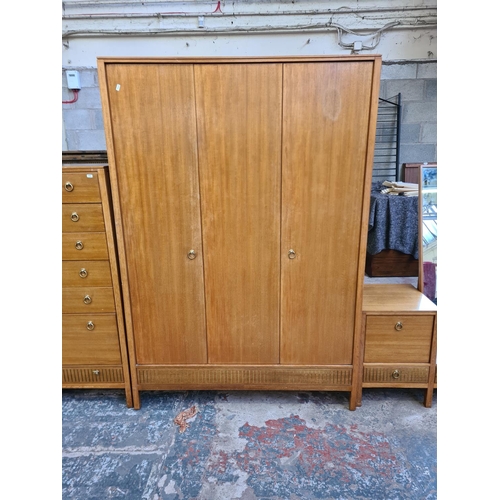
[62,387,437,500]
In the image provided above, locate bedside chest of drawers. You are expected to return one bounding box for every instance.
[358,284,437,407]
[62,164,133,407]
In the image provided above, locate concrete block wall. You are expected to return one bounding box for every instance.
[380,61,437,179]
[62,69,107,151]
[62,62,437,175]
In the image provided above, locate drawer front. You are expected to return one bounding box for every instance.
[62,204,105,232]
[62,287,116,313]
[62,260,112,287]
[62,232,109,260]
[62,314,121,364]
[363,364,430,385]
[62,366,124,385]
[364,315,434,363]
[62,173,101,203]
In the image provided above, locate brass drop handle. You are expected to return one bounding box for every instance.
[79,268,88,278]
[392,369,401,380]
[394,321,403,331]
[83,295,92,305]
[75,241,84,250]
[71,212,80,222]
[288,249,296,259]
[92,370,100,376]
[87,321,95,331]
[65,182,74,192]
[187,250,196,260]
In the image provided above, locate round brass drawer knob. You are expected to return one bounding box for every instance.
[71,212,80,222]
[65,182,74,192]
[79,268,88,278]
[187,250,196,260]
[392,369,401,380]
[288,249,296,259]
[87,321,95,331]
[75,241,84,250]
[83,295,92,305]
[394,321,403,331]
[92,370,100,376]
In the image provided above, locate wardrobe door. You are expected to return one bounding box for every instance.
[104,64,207,364]
[194,63,282,364]
[281,61,374,365]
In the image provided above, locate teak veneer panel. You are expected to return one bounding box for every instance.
[136,365,352,389]
[62,203,105,232]
[363,364,430,386]
[62,366,124,385]
[62,287,116,313]
[280,61,374,365]
[195,63,282,364]
[62,260,112,287]
[62,314,122,365]
[98,56,382,410]
[62,232,109,260]
[362,284,437,313]
[62,172,101,203]
[364,315,434,363]
[104,63,207,365]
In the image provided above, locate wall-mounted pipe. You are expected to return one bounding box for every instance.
[63,7,436,20]
[62,21,437,39]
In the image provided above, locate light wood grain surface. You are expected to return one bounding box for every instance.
[62,314,122,364]
[280,61,373,365]
[105,63,207,364]
[363,284,437,312]
[62,203,105,232]
[195,63,282,364]
[62,260,112,287]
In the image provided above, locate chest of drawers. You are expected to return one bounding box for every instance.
[62,164,132,407]
[358,284,437,407]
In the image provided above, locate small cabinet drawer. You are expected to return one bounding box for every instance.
[62,314,122,365]
[62,287,116,313]
[62,261,112,287]
[62,232,109,260]
[364,315,434,363]
[62,173,101,203]
[62,366,125,384]
[62,204,105,232]
[363,364,430,385]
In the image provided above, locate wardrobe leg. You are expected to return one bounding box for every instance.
[424,387,434,408]
[348,391,358,411]
[125,387,134,408]
[133,389,141,410]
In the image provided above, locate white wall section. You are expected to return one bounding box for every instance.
[62,0,437,67]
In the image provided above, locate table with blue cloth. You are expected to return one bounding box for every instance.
[366,181,419,260]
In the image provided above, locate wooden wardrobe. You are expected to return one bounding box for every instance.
[98,56,381,409]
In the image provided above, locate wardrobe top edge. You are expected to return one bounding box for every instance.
[97,55,382,64]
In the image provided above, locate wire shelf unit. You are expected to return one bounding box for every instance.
[372,93,401,182]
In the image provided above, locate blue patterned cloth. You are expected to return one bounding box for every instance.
[366,181,419,259]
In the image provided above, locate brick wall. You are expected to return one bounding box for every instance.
[62,61,437,175]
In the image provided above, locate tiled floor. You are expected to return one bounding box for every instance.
[62,387,437,500]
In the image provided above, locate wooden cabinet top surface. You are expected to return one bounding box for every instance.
[97,55,382,64]
[363,284,437,313]
[62,164,108,172]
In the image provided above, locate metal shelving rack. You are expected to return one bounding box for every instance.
[372,93,401,182]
